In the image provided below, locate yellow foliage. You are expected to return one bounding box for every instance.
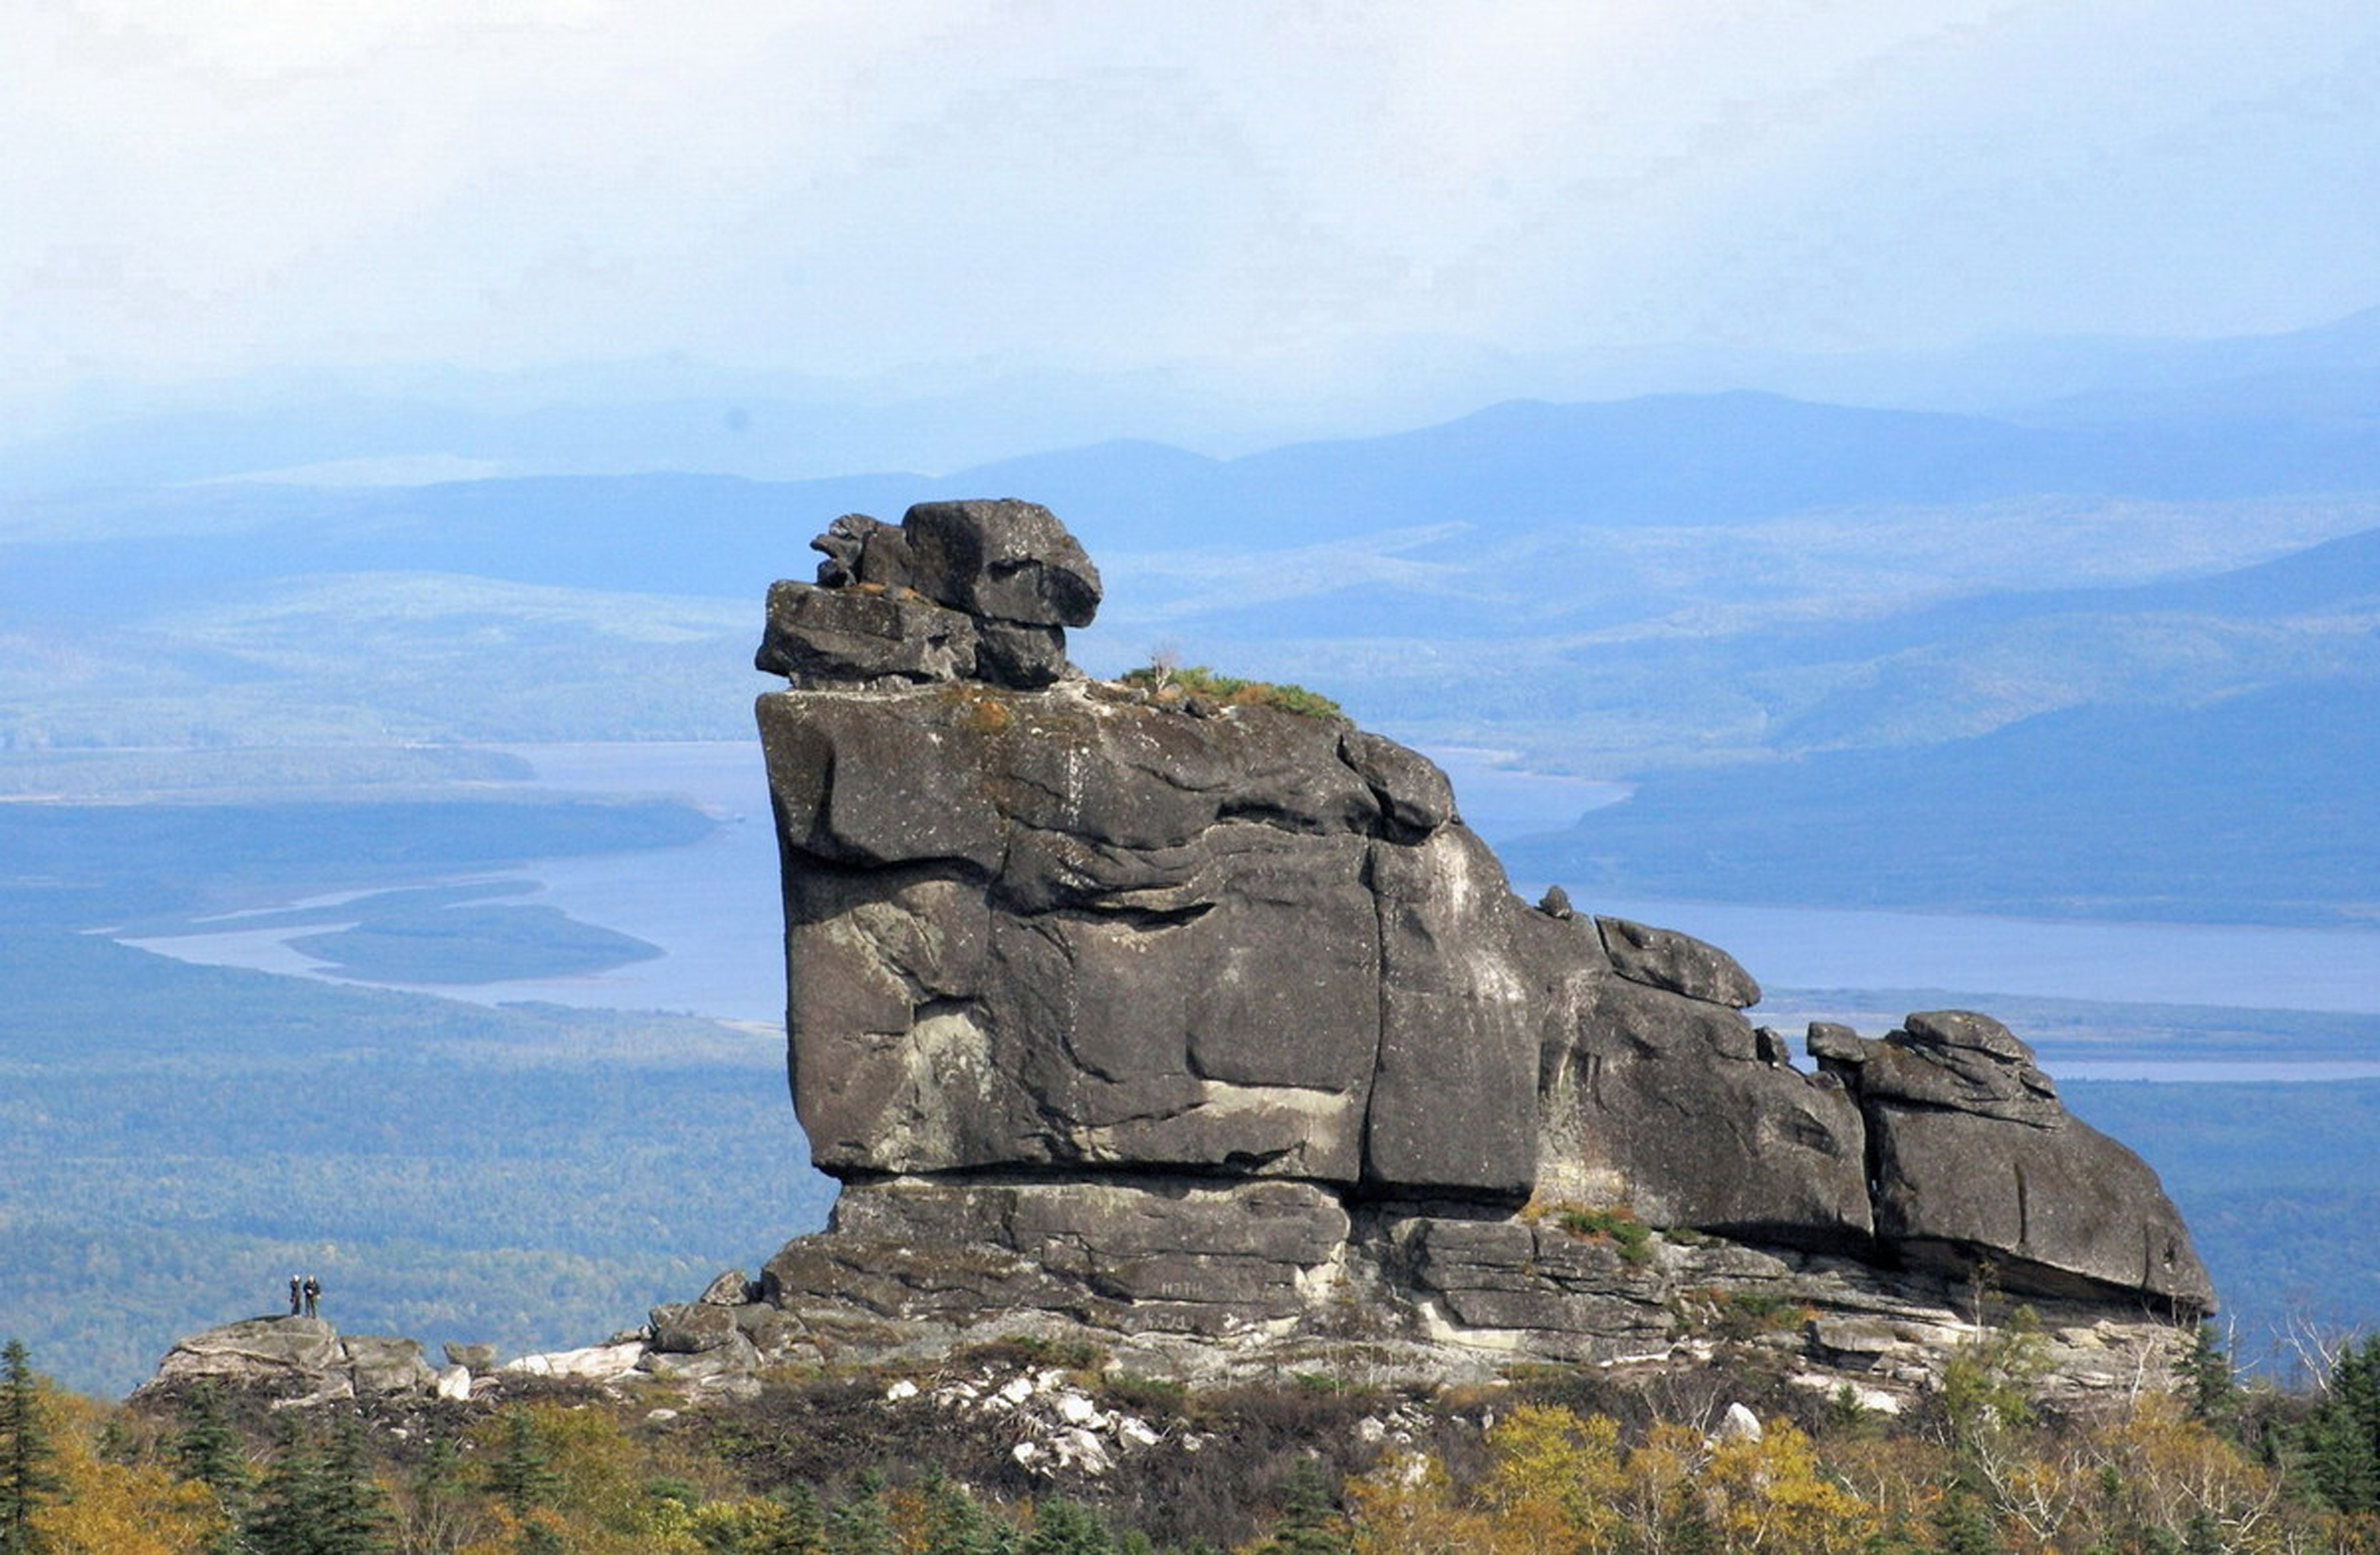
[1348,1454,1501,1555]
[31,1393,221,1555]
[2069,1393,2294,1555]
[1478,1404,1630,1555]
[1614,1422,1705,1554]
[1351,1406,1891,1555]
[1696,1419,1878,1555]
[466,1402,703,1555]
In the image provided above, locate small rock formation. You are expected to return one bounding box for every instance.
[137,1317,442,1406]
[724,499,2212,1404]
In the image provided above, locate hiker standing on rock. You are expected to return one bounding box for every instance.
[302,1275,320,1319]
[288,1275,302,1316]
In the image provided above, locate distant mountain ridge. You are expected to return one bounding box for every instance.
[16,386,2380,614]
[13,302,2380,488]
[1505,674,2380,927]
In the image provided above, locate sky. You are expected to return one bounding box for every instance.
[8,0,2380,404]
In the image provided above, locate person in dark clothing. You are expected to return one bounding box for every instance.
[302,1275,320,1319]
[288,1275,302,1316]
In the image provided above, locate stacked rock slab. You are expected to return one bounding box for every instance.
[749,499,2211,1393]
[136,1317,451,1405]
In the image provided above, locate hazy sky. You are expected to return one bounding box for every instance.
[9,0,2379,399]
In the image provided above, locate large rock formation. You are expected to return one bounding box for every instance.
[136,499,2212,1415]
[728,499,2211,1400]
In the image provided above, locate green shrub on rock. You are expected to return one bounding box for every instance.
[1118,664,1344,722]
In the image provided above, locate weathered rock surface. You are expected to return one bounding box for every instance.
[1815,1011,2211,1309]
[746,498,2214,1378]
[137,1317,437,1404]
[136,498,2221,1417]
[758,499,1100,691]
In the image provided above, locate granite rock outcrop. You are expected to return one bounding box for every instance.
[133,499,2215,1416]
[732,499,2212,1402]
[136,1317,456,1405]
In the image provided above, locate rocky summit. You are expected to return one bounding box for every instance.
[142,499,2214,1416]
[724,499,2211,1405]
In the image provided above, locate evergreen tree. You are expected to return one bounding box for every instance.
[175,1380,252,1555]
[2178,1323,2239,1431]
[314,1416,393,1555]
[919,1470,1013,1555]
[1020,1496,1113,1555]
[1248,1460,1351,1555]
[2305,1333,2380,1514]
[828,1474,897,1555]
[246,1413,392,1555]
[1928,1486,2004,1555]
[245,1416,330,1555]
[396,1436,475,1555]
[757,1482,830,1555]
[0,1339,62,1555]
[514,1517,566,1555]
[92,1416,138,1467]
[483,1407,563,1525]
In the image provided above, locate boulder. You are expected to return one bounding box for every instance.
[810,1176,1352,1336]
[761,678,1521,1191]
[144,1317,345,1397]
[1537,977,1871,1247]
[500,1340,647,1384]
[1819,1011,2213,1313]
[810,512,904,588]
[754,579,977,687]
[342,1335,437,1396]
[649,1302,746,1355]
[1595,917,1762,1008]
[1364,826,1541,1198]
[444,1341,498,1373]
[137,1317,438,1402]
[901,499,1102,628]
[762,500,1099,692]
[698,1269,754,1306]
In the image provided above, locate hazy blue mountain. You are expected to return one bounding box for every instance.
[0,473,914,618]
[2016,365,2380,430]
[1502,675,2380,926]
[13,304,2380,490]
[19,386,2380,616]
[947,391,2380,545]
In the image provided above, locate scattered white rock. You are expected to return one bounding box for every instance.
[434,1365,472,1402]
[1788,1373,1905,1416]
[1711,1402,1764,1444]
[1057,1428,1111,1473]
[500,1340,646,1383]
[885,1378,921,1401]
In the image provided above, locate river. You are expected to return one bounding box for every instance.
[123,741,2380,1078]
